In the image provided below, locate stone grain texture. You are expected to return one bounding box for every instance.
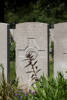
[0,23,8,81]
[54,22,67,78]
[15,22,48,87]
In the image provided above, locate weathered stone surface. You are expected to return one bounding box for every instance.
[50,29,54,41]
[0,67,2,81]
[15,22,48,87]
[0,23,8,81]
[54,23,67,78]
[10,29,15,40]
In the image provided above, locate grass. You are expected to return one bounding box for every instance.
[10,61,16,81]
[50,60,54,77]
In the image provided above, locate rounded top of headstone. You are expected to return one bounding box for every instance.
[16,22,48,28]
[0,23,8,25]
[54,22,67,32]
[55,22,67,27]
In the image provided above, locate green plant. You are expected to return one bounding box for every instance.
[28,73,67,100]
[0,64,67,100]
[0,64,17,100]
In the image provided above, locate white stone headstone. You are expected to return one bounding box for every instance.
[54,23,67,78]
[0,67,2,81]
[0,23,8,81]
[15,22,48,87]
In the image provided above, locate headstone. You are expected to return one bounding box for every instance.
[10,29,15,40]
[15,22,48,87]
[0,67,2,81]
[54,23,67,78]
[0,23,8,81]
